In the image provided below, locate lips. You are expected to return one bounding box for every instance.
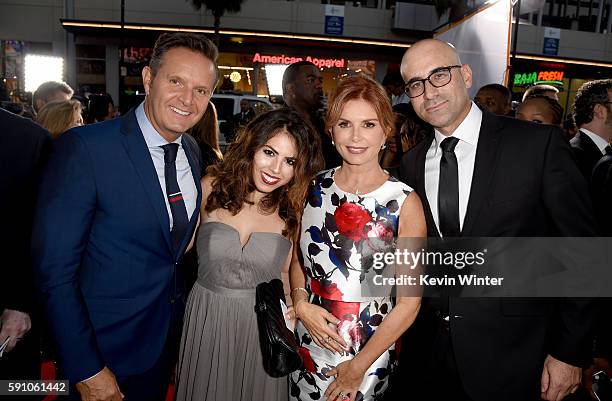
[261,171,280,185]
[346,146,368,155]
[425,101,447,113]
[170,106,192,117]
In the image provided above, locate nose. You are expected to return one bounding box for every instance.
[423,80,439,100]
[179,86,194,106]
[270,157,282,173]
[315,77,323,90]
[351,126,362,142]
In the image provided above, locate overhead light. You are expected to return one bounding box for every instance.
[265,64,289,96]
[516,54,612,68]
[24,55,64,92]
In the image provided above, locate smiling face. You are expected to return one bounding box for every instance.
[251,130,298,196]
[142,47,217,142]
[400,40,473,135]
[331,99,387,168]
[516,97,557,125]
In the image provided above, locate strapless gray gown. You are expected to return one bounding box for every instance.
[175,221,292,401]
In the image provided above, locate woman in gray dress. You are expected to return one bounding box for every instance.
[175,108,323,401]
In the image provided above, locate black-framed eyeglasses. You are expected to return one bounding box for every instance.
[404,65,462,98]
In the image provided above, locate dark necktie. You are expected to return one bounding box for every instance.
[160,143,190,252]
[605,145,612,156]
[438,137,460,238]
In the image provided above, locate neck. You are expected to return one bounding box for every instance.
[143,98,181,143]
[581,123,612,143]
[438,100,472,136]
[337,162,386,193]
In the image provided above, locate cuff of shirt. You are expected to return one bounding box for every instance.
[79,368,104,384]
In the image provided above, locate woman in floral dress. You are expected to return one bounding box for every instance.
[289,75,426,401]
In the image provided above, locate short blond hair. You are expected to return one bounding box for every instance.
[36,99,83,139]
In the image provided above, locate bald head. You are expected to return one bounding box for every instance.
[400,39,473,135]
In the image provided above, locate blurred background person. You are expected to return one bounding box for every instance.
[35,99,83,139]
[474,83,512,116]
[569,79,612,179]
[32,81,73,115]
[188,102,223,176]
[522,84,560,102]
[381,103,432,177]
[516,95,563,126]
[0,107,51,393]
[283,60,341,169]
[382,71,409,106]
[86,93,115,124]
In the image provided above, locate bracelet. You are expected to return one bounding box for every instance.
[291,287,309,296]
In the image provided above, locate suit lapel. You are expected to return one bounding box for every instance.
[176,135,202,255]
[461,112,503,236]
[120,109,173,253]
[415,135,440,237]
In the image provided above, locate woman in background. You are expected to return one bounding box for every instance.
[188,102,223,175]
[175,108,323,401]
[516,94,563,126]
[289,75,425,401]
[36,99,83,139]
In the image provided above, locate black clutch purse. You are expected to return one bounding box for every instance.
[254,278,303,377]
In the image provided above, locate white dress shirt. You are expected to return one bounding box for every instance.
[136,103,197,229]
[580,128,610,155]
[424,102,483,235]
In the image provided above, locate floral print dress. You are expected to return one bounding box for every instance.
[290,168,412,401]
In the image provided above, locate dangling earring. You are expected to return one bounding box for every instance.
[381,144,387,150]
[332,140,335,146]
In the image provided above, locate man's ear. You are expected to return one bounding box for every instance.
[461,64,473,90]
[593,103,608,121]
[142,66,153,96]
[284,83,295,99]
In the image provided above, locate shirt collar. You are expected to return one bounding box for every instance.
[579,128,610,154]
[135,102,182,149]
[433,101,482,149]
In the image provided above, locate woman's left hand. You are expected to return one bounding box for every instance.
[324,360,365,401]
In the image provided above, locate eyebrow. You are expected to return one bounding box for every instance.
[406,66,450,84]
[266,145,297,160]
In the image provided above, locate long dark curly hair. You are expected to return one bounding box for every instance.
[205,108,323,238]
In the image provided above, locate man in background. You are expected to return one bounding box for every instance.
[283,60,339,168]
[32,81,73,114]
[0,108,50,387]
[474,83,512,116]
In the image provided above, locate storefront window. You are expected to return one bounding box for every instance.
[76,44,106,96]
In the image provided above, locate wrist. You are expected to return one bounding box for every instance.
[294,299,309,319]
[349,356,369,376]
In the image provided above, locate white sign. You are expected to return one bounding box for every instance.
[435,0,512,97]
[544,27,561,39]
[325,5,345,17]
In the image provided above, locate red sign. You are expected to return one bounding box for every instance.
[252,53,345,68]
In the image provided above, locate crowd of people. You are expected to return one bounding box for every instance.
[1,31,611,401]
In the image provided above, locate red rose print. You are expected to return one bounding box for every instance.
[330,300,360,321]
[310,279,344,301]
[372,221,395,242]
[334,202,372,241]
[298,346,316,372]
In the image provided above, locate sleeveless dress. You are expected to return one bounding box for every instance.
[290,168,412,401]
[175,221,292,401]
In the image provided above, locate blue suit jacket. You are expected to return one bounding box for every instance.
[32,108,202,382]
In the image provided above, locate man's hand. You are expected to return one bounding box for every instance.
[541,354,581,401]
[76,367,124,401]
[583,357,611,400]
[0,309,31,352]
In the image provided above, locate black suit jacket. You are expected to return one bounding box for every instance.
[400,112,596,401]
[0,109,50,314]
[570,129,604,179]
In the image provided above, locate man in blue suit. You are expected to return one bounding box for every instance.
[32,32,218,401]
